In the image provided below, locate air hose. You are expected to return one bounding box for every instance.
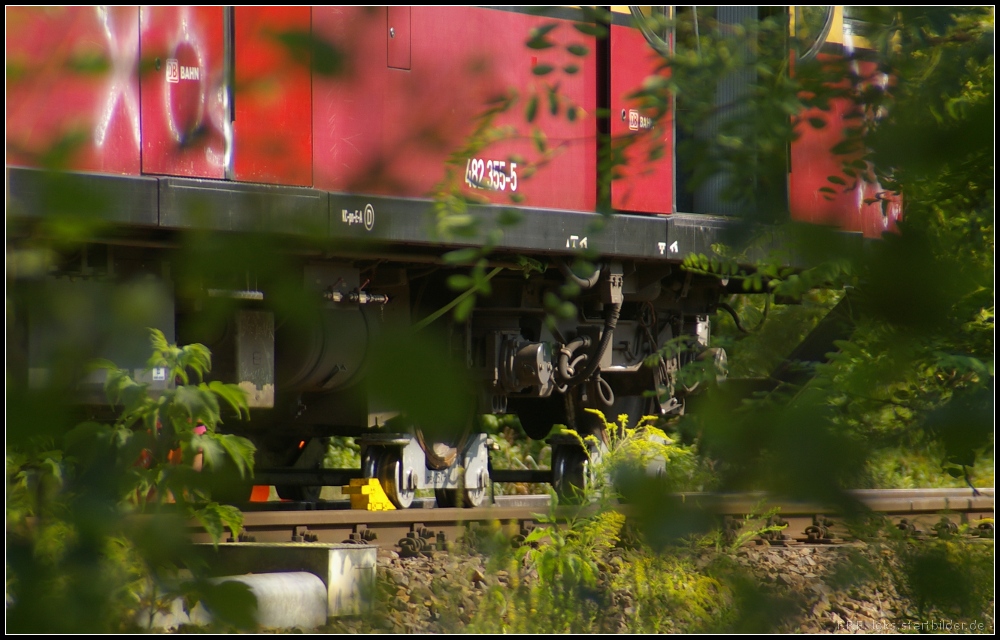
[556,301,623,388]
[559,261,601,290]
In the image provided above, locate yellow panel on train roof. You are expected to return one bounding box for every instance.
[792,7,880,50]
[791,6,845,45]
[612,6,674,17]
[612,5,870,50]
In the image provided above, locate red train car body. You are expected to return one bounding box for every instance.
[7,6,894,506]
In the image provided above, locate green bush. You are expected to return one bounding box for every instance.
[6,330,258,632]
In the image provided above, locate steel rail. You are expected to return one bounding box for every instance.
[188,489,994,549]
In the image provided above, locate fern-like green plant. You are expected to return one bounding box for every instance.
[7,330,259,632]
[65,328,256,543]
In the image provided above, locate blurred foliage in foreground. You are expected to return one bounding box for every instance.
[674,7,994,502]
[6,334,258,632]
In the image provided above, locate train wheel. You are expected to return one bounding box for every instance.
[375,448,415,509]
[462,481,489,508]
[552,444,590,504]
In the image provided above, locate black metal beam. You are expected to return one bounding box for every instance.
[14,168,851,266]
[328,192,670,259]
[7,166,158,227]
[158,176,328,236]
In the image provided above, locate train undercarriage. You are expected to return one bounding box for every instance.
[10,194,730,507]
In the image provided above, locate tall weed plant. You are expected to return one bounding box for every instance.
[7,330,259,632]
[466,411,729,633]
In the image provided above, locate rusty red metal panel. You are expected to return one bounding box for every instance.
[233,6,313,186]
[140,6,226,178]
[6,6,141,175]
[610,22,673,215]
[387,6,411,70]
[314,7,597,212]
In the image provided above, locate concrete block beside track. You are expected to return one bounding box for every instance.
[145,571,328,630]
[143,542,379,629]
[193,542,377,619]
[145,542,376,629]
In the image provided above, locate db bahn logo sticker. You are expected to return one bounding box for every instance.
[166,58,200,83]
[342,204,375,231]
[165,41,206,143]
[165,59,180,83]
[628,109,653,131]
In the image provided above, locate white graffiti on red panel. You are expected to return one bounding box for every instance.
[94,6,141,150]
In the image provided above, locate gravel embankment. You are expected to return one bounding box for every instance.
[322,541,993,634]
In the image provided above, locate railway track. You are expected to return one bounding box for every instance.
[190,488,995,551]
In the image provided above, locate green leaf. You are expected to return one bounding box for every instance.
[149,327,169,353]
[830,140,860,155]
[447,274,474,290]
[215,434,257,479]
[194,435,228,472]
[525,527,548,543]
[64,421,111,458]
[442,248,480,264]
[573,23,607,38]
[515,255,545,276]
[187,343,213,375]
[532,128,548,153]
[454,295,477,322]
[557,301,577,319]
[88,358,119,373]
[563,64,579,75]
[525,94,539,123]
[172,385,219,424]
[271,29,345,77]
[566,44,589,57]
[207,381,250,421]
[526,23,558,49]
[532,64,555,76]
[498,208,524,226]
[197,578,258,630]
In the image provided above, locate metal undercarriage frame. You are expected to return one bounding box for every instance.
[8,166,784,263]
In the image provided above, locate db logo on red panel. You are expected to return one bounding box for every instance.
[628,109,653,131]
[166,58,179,83]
